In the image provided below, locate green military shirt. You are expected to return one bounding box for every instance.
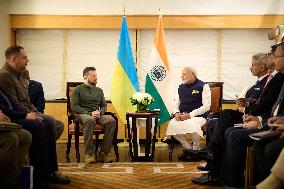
[70,83,107,115]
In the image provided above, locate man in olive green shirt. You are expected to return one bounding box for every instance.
[71,67,116,163]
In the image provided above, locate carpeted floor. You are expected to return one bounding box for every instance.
[56,162,220,189]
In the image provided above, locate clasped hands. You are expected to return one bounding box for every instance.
[174,112,191,121]
[91,110,101,119]
[243,115,284,138]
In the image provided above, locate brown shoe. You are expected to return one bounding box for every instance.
[97,151,113,163]
[85,154,95,164]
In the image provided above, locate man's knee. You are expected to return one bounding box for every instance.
[1,132,19,149]
[17,129,32,147]
[55,120,64,136]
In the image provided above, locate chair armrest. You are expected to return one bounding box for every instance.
[104,112,118,120]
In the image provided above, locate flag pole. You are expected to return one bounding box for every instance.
[117,124,129,147]
[117,5,129,148]
[153,9,168,148]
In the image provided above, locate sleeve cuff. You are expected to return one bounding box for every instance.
[257,116,263,129]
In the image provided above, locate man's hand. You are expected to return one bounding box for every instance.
[243,120,259,129]
[268,116,284,124]
[174,113,182,121]
[243,115,260,129]
[91,110,101,119]
[180,113,190,121]
[26,112,43,121]
[236,99,246,108]
[0,111,11,122]
[243,115,258,123]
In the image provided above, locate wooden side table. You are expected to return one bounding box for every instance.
[126,111,159,161]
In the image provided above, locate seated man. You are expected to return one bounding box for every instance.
[21,69,45,114]
[219,35,284,187]
[0,88,71,188]
[257,148,284,189]
[71,67,116,163]
[0,45,64,140]
[192,50,284,185]
[166,67,211,151]
[253,116,284,185]
[0,112,32,189]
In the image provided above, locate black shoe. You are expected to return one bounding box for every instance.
[34,181,49,189]
[184,147,207,155]
[192,173,221,186]
[47,172,71,184]
[197,164,209,171]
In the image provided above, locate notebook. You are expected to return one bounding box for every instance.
[249,130,282,141]
[234,123,244,128]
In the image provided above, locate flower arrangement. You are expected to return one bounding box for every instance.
[130,92,154,112]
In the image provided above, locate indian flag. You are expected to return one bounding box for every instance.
[111,16,139,124]
[145,14,173,126]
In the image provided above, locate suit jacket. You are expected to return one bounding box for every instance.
[29,80,45,113]
[0,89,28,120]
[246,72,284,116]
[245,75,268,100]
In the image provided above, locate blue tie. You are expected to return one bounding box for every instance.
[0,90,13,110]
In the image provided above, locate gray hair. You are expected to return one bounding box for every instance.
[183,66,197,77]
[252,53,267,69]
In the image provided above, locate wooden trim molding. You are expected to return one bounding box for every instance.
[10,14,284,29]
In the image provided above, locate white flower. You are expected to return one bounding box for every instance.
[130,92,154,106]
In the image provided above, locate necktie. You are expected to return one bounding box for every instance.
[264,73,273,87]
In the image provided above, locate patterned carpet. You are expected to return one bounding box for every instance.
[56,162,221,189]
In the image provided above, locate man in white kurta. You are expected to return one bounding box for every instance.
[166,67,211,150]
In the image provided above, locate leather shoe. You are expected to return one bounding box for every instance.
[47,172,71,184]
[197,164,209,171]
[192,173,220,186]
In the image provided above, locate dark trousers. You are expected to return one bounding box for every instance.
[14,119,58,181]
[206,110,243,177]
[221,127,261,187]
[0,129,32,189]
[254,138,284,184]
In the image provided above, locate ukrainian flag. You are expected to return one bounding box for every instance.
[111,16,139,124]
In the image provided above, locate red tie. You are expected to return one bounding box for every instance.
[264,73,273,87]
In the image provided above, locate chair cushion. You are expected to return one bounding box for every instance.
[69,123,105,132]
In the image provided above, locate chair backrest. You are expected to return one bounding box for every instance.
[207,82,223,113]
[66,82,83,117]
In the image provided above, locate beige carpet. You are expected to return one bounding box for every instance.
[56,162,221,189]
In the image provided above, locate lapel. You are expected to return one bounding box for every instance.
[271,82,284,115]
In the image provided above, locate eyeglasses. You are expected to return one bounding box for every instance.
[266,52,274,58]
[274,55,284,59]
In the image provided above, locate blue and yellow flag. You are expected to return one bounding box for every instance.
[111,16,139,124]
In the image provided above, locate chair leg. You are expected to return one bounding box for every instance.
[113,123,119,162]
[94,134,99,161]
[245,146,254,188]
[75,133,80,163]
[169,136,175,161]
[66,134,72,162]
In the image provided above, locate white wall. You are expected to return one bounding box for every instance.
[9,0,284,15]
[0,0,9,64]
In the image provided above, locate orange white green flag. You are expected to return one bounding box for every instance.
[145,14,173,126]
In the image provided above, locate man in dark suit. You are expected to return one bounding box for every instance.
[191,51,284,185]
[0,88,70,188]
[21,69,45,114]
[220,33,284,187]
